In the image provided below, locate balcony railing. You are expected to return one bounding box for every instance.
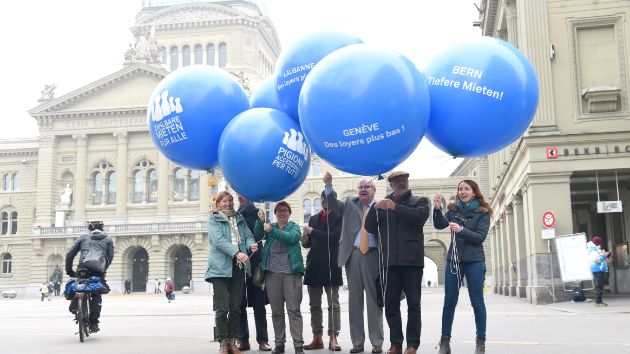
[32,221,208,237]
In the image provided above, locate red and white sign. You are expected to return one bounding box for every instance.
[546,147,558,159]
[542,211,555,228]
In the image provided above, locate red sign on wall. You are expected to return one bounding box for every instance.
[546,147,559,159]
[542,211,555,228]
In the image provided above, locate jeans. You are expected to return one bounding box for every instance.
[441,261,486,341]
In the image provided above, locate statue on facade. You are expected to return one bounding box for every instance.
[60,184,73,205]
[124,44,137,64]
[40,84,57,100]
[133,23,161,64]
[50,265,62,283]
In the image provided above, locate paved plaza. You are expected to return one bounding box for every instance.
[1,286,629,354]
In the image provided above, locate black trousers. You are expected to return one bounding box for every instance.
[238,278,269,343]
[593,272,606,304]
[384,265,423,349]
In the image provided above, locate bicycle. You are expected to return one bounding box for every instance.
[73,277,92,342]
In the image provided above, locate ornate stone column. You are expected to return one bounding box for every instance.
[113,132,128,224]
[502,0,518,45]
[512,194,528,298]
[505,205,517,296]
[197,170,210,220]
[34,135,56,227]
[72,134,87,225]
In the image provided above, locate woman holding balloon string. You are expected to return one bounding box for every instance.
[254,201,305,354]
[432,180,492,354]
[205,191,258,354]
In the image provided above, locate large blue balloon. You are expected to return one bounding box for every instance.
[275,30,363,122]
[147,65,249,170]
[424,36,539,157]
[299,45,430,176]
[218,108,311,202]
[250,76,282,111]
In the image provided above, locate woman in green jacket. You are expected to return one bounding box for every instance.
[254,201,305,354]
[206,191,258,354]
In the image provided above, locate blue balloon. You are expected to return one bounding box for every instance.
[424,37,539,157]
[250,76,283,111]
[275,30,363,122]
[299,45,430,176]
[147,65,250,170]
[218,108,311,202]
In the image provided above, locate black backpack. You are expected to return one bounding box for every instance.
[572,287,586,302]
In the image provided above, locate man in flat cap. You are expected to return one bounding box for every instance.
[365,171,429,354]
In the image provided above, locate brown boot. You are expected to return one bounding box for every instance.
[304,332,324,350]
[403,347,417,354]
[228,338,243,354]
[219,339,230,354]
[386,345,402,354]
[237,340,250,351]
[329,333,341,351]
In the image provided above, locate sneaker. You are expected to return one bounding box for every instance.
[595,302,608,307]
[89,323,100,333]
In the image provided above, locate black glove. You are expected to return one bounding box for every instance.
[66,269,76,278]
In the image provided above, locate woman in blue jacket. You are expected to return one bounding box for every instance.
[205,191,258,354]
[433,180,492,354]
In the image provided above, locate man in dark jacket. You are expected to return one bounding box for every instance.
[65,220,114,333]
[236,196,271,352]
[301,191,343,351]
[365,171,429,354]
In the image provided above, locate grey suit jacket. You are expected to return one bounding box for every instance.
[326,191,373,267]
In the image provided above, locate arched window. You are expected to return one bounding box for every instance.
[303,199,312,223]
[11,173,18,190]
[170,46,179,71]
[92,171,103,204]
[1,212,7,235]
[3,174,9,190]
[160,46,167,65]
[1,253,11,274]
[189,170,200,201]
[107,172,117,204]
[218,42,227,68]
[174,168,185,201]
[194,44,203,64]
[313,198,322,215]
[311,159,320,176]
[206,44,215,65]
[148,169,158,203]
[9,212,17,235]
[182,45,191,66]
[133,170,145,203]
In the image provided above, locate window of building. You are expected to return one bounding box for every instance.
[264,202,276,223]
[10,211,17,235]
[189,170,200,201]
[170,46,179,71]
[1,253,11,274]
[206,44,215,66]
[1,212,7,235]
[174,168,185,201]
[3,174,10,191]
[311,159,320,176]
[11,173,18,190]
[182,45,191,66]
[173,168,200,202]
[303,199,312,223]
[160,47,167,65]
[132,159,157,204]
[194,44,203,64]
[91,161,116,205]
[218,42,227,68]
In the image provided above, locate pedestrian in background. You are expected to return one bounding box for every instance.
[588,236,610,307]
[47,282,54,301]
[39,282,48,301]
[54,281,61,296]
[433,179,492,354]
[124,279,131,294]
[165,277,174,302]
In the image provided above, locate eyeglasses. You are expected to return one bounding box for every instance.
[357,185,373,190]
[275,209,290,213]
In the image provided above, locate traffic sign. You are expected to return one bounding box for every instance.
[542,211,555,228]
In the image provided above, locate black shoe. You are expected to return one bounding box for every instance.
[271,345,284,354]
[89,323,100,333]
[372,345,383,353]
[69,298,78,314]
[350,346,364,353]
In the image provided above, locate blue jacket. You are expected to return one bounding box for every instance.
[205,212,256,280]
[587,241,608,273]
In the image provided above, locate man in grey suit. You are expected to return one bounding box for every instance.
[323,171,383,354]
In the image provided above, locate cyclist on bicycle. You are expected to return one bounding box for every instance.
[65,220,114,333]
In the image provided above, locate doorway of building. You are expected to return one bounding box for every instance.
[173,246,192,291]
[132,248,149,292]
[423,256,439,287]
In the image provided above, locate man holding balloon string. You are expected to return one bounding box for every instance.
[365,171,430,354]
[323,171,384,354]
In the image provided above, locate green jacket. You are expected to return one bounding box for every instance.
[254,220,304,274]
[205,212,256,280]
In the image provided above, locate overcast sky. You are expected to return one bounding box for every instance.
[0,0,480,178]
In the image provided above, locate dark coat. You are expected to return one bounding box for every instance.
[302,210,343,286]
[65,230,114,277]
[365,191,430,268]
[433,202,490,263]
[238,202,268,307]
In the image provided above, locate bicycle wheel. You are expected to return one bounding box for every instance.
[83,296,90,338]
[77,295,85,342]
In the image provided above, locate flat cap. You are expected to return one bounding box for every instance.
[387,171,410,181]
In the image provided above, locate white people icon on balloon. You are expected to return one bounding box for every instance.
[281,128,308,157]
[150,89,184,122]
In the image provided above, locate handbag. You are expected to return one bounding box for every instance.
[252,265,264,288]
